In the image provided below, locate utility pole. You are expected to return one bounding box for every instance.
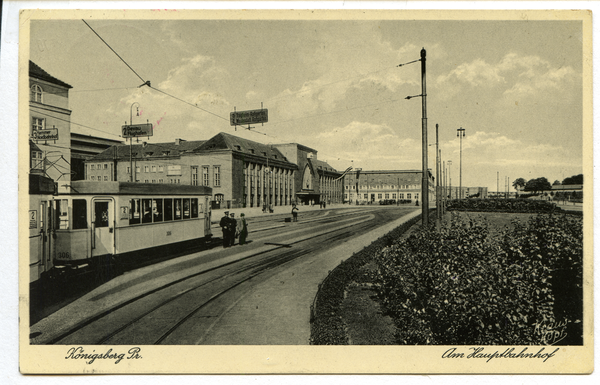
[448,160,452,200]
[457,127,465,199]
[420,48,429,226]
[497,171,499,199]
[129,102,140,182]
[435,124,440,222]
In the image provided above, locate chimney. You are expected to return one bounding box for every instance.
[175,138,184,145]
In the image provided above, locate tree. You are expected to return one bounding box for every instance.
[553,180,561,185]
[524,177,552,194]
[562,174,583,185]
[512,178,526,191]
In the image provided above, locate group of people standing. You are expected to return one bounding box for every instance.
[219,211,248,248]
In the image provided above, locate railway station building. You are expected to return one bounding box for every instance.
[343,169,436,205]
[85,132,344,209]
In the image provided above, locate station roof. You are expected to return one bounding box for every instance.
[195,132,289,162]
[88,139,206,161]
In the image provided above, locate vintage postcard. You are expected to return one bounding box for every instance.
[16,7,592,375]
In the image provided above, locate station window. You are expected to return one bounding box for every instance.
[214,166,221,187]
[158,165,164,172]
[378,193,382,199]
[392,193,397,199]
[144,166,149,173]
[407,193,412,199]
[129,199,141,225]
[90,164,95,170]
[364,194,368,199]
[385,193,389,199]
[72,199,87,229]
[90,176,95,181]
[152,165,157,173]
[104,176,108,182]
[104,164,108,169]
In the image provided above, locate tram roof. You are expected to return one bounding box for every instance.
[64,181,213,196]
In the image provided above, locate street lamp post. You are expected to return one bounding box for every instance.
[457,127,466,199]
[128,102,140,182]
[401,47,428,226]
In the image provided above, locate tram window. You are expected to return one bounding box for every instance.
[142,199,152,223]
[56,199,69,229]
[73,199,87,229]
[183,199,190,219]
[191,198,199,218]
[153,199,163,222]
[94,202,109,228]
[164,199,173,221]
[174,199,182,220]
[129,199,141,225]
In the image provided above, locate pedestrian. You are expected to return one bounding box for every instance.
[323,201,326,209]
[220,211,230,248]
[238,213,248,245]
[292,204,299,222]
[229,213,237,246]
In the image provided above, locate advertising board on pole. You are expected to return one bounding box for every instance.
[230,109,268,126]
[122,123,153,138]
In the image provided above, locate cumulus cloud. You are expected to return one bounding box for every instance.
[436,53,577,100]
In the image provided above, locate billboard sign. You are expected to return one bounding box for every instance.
[122,123,153,138]
[230,109,268,126]
[32,128,59,141]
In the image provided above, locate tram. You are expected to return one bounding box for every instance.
[50,181,213,277]
[29,173,57,286]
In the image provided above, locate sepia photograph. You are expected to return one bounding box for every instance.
[7,5,593,376]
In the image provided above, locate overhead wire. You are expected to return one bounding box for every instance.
[79,19,406,167]
[30,108,122,138]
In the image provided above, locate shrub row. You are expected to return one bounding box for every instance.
[309,213,424,345]
[374,212,583,345]
[447,198,560,213]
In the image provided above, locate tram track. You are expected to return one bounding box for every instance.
[34,209,382,345]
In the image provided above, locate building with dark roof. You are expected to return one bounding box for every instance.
[29,61,73,192]
[343,169,436,205]
[86,132,345,208]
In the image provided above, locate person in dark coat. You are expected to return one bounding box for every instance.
[229,213,237,246]
[220,211,231,248]
[292,204,299,222]
[238,213,248,245]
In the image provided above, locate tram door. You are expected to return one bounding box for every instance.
[39,200,52,275]
[92,198,114,256]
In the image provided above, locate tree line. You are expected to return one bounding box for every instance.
[512,174,583,194]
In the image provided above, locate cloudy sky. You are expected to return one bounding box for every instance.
[29,15,585,191]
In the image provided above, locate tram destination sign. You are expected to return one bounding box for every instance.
[230,108,268,126]
[32,128,59,141]
[122,123,153,138]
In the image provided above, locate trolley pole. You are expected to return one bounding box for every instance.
[448,160,452,200]
[436,124,440,222]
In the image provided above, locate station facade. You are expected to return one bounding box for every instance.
[343,169,436,205]
[86,132,344,209]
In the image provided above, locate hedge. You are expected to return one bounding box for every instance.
[447,198,561,213]
[309,213,424,345]
[374,212,583,345]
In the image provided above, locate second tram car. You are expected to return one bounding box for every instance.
[52,181,212,276]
